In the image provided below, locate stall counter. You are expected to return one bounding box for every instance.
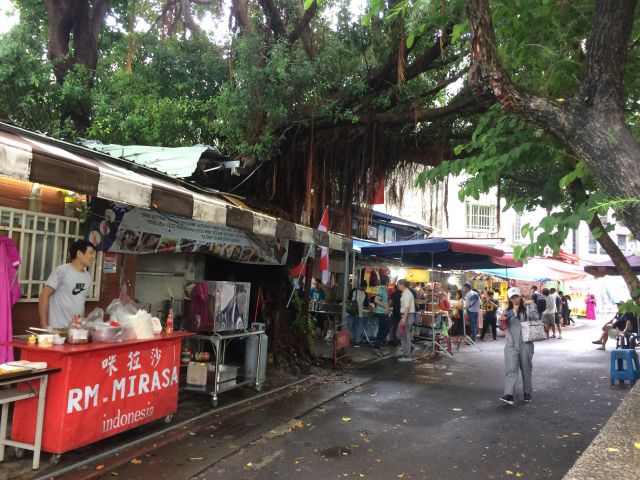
[11,332,192,455]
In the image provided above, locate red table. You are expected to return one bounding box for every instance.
[11,332,191,455]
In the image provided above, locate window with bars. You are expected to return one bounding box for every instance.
[465,202,497,234]
[0,206,102,302]
[513,214,522,243]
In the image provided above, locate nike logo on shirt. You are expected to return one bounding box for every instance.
[72,283,87,295]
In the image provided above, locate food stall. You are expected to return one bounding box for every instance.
[11,331,190,462]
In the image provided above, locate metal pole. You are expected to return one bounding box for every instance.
[286,244,312,308]
[341,248,350,324]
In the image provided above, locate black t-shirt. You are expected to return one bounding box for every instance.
[391,289,402,315]
[612,312,635,331]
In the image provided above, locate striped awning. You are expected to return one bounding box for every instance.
[0,123,351,251]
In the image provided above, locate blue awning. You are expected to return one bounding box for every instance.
[360,238,510,270]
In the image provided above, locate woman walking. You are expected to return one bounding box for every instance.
[499,287,534,406]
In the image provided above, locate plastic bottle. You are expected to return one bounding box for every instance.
[166,308,174,334]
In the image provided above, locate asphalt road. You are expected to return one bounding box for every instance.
[104,320,628,480]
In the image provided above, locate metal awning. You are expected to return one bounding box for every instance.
[81,141,231,178]
[0,122,351,251]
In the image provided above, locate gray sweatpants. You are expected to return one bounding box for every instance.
[399,313,415,356]
[504,342,534,396]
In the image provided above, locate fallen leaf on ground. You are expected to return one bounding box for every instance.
[606,448,619,452]
[397,474,404,478]
[96,465,104,470]
[342,417,352,422]
[634,441,640,449]
[190,457,203,461]
[451,408,462,412]
[571,433,581,436]
[111,473,119,477]
[506,470,514,475]
[246,462,253,467]
[131,459,143,465]
[515,473,523,477]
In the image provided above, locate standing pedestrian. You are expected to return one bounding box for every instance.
[540,288,556,338]
[463,282,480,342]
[559,291,570,326]
[480,290,499,340]
[397,279,416,362]
[585,293,596,320]
[550,288,562,339]
[389,283,402,347]
[499,287,534,405]
[372,276,390,357]
[347,281,369,346]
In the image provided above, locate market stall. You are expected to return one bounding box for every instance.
[11,332,190,460]
[361,238,520,354]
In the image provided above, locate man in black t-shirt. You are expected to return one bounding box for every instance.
[592,301,636,350]
[389,284,403,347]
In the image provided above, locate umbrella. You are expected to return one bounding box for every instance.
[583,254,640,277]
[359,238,520,270]
[476,257,591,282]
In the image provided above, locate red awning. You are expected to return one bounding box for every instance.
[449,241,505,257]
[491,255,523,268]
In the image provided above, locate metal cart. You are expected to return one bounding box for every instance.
[182,329,266,407]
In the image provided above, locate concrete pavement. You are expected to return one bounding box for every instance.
[89,320,631,480]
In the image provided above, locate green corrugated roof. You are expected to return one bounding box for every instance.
[82,142,227,178]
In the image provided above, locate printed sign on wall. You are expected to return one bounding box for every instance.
[87,198,288,265]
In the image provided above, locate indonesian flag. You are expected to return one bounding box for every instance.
[318,206,330,284]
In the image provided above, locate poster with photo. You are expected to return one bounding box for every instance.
[87,198,288,265]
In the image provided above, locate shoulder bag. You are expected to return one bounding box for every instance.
[520,312,547,343]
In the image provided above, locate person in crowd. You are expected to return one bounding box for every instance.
[372,276,390,357]
[463,282,480,342]
[550,288,562,339]
[310,278,329,339]
[564,295,576,325]
[480,290,499,340]
[559,291,571,326]
[39,240,96,328]
[450,290,464,335]
[389,283,402,347]
[397,279,416,362]
[585,293,597,320]
[592,301,637,350]
[499,287,534,405]
[541,288,557,339]
[347,281,369,346]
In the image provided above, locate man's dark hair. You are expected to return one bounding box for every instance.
[70,240,94,259]
[487,290,494,296]
[380,275,389,286]
[558,290,564,295]
[398,279,410,288]
[359,281,368,289]
[550,287,557,294]
[531,286,538,291]
[542,288,550,296]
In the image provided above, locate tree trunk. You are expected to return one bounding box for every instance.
[45,0,109,132]
[588,215,640,300]
[465,0,640,299]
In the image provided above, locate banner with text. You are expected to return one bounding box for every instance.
[87,198,288,265]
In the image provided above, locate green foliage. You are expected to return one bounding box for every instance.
[290,294,315,338]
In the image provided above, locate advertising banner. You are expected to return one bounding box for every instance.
[12,335,187,453]
[87,198,288,265]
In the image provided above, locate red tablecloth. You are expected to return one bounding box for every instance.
[12,332,191,454]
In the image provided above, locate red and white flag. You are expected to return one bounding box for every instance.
[318,206,330,284]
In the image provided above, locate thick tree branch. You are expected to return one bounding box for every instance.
[181,0,202,33]
[288,1,317,43]
[257,0,287,38]
[577,0,636,108]
[367,92,482,125]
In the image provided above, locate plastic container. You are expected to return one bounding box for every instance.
[91,325,125,343]
[37,334,55,348]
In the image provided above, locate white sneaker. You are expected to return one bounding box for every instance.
[398,356,413,362]
[324,330,334,340]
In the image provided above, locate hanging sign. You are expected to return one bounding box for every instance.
[103,252,117,273]
[87,199,288,265]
